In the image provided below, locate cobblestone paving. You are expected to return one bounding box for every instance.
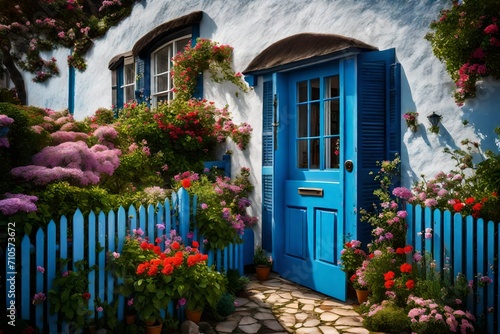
[214,274,370,334]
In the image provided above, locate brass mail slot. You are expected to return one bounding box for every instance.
[297,187,324,197]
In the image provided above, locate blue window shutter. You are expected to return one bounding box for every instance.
[356,48,400,244]
[135,57,146,103]
[116,64,124,110]
[262,79,274,250]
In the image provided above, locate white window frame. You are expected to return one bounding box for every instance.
[150,35,191,106]
[121,57,136,103]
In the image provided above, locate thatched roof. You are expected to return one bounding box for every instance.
[132,11,203,56]
[243,33,377,75]
[108,51,133,70]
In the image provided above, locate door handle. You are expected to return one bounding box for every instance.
[345,160,354,173]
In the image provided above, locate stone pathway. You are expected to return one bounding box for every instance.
[213,273,369,334]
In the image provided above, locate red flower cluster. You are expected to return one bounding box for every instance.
[395,245,413,255]
[453,196,491,218]
[82,292,91,301]
[135,239,208,278]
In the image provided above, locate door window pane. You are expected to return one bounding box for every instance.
[325,137,340,169]
[325,76,339,98]
[310,102,320,137]
[310,78,320,100]
[298,105,308,138]
[298,140,308,168]
[298,81,307,102]
[325,100,340,135]
[311,139,320,169]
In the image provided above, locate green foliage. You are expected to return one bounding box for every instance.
[362,301,411,333]
[425,0,500,105]
[48,259,96,329]
[216,292,235,317]
[225,269,249,296]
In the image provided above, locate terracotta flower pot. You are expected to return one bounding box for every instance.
[125,314,136,325]
[255,265,271,280]
[185,309,203,324]
[355,289,369,304]
[145,323,162,334]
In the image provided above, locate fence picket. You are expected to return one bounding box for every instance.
[147,204,155,238]
[476,218,485,319]
[21,235,30,321]
[452,213,463,277]
[107,209,116,306]
[47,221,57,332]
[88,211,97,321]
[432,209,442,270]
[414,204,423,254]
[35,228,45,331]
[486,220,495,333]
[97,212,106,311]
[73,209,84,262]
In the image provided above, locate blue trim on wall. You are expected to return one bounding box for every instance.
[116,64,124,109]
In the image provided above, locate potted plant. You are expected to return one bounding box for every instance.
[339,239,367,278]
[350,262,369,304]
[253,245,272,280]
[403,111,419,132]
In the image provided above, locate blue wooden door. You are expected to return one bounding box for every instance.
[280,62,347,301]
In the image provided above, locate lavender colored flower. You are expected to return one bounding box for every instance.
[50,131,89,144]
[127,298,134,306]
[133,228,144,236]
[0,193,38,215]
[96,306,103,312]
[0,114,14,126]
[33,292,46,301]
[186,231,194,239]
[424,198,438,207]
[156,223,165,230]
[397,210,407,218]
[201,203,208,209]
[37,266,45,273]
[178,298,186,306]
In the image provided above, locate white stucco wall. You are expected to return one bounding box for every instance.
[22,0,500,242]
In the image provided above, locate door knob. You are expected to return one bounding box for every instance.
[344,160,353,172]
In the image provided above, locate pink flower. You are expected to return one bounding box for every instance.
[396,210,408,218]
[484,24,499,34]
[96,306,103,312]
[127,298,134,306]
[37,266,45,273]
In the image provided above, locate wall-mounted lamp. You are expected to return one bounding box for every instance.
[427,112,442,134]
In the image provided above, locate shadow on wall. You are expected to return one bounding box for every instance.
[462,77,500,153]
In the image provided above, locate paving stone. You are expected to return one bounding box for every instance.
[318,326,340,334]
[301,304,314,312]
[295,312,309,322]
[295,323,303,328]
[263,319,286,331]
[319,312,339,322]
[330,308,360,317]
[234,297,250,306]
[343,328,370,334]
[254,312,276,320]
[298,298,317,305]
[215,320,238,333]
[239,316,258,325]
[239,323,262,334]
[303,319,321,327]
[263,289,277,293]
[279,314,296,326]
[334,316,364,327]
[314,307,326,313]
[283,308,298,314]
[295,327,322,334]
[321,300,346,307]
[278,292,293,299]
[286,302,299,309]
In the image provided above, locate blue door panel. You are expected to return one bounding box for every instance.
[316,209,337,265]
[285,206,307,259]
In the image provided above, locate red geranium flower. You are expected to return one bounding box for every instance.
[384,280,395,289]
[465,197,475,205]
[453,203,464,212]
[171,241,180,250]
[192,241,199,248]
[82,292,91,301]
[405,279,415,289]
[395,248,405,255]
[403,245,413,254]
[384,271,395,281]
[181,178,191,188]
[400,263,412,273]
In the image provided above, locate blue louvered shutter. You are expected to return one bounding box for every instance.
[262,79,274,250]
[135,57,146,103]
[356,49,400,244]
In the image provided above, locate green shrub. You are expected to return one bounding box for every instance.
[363,302,411,333]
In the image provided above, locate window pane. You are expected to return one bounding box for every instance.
[325,137,340,169]
[310,78,320,100]
[311,139,320,169]
[111,70,117,86]
[112,87,117,108]
[297,140,308,168]
[298,105,308,138]
[155,45,171,74]
[298,81,307,102]
[325,100,340,135]
[325,76,339,98]
[124,63,135,85]
[310,102,320,137]
[175,38,191,54]
[156,73,169,93]
[124,85,135,102]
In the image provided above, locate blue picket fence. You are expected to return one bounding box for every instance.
[406,203,498,333]
[4,188,250,333]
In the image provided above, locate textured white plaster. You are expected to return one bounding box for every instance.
[22,0,500,244]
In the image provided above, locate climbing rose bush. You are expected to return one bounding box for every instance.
[426,0,500,105]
